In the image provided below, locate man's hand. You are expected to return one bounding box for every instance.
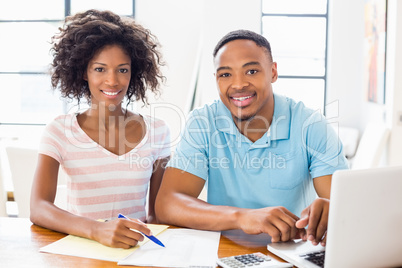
[296,198,330,246]
[237,206,306,243]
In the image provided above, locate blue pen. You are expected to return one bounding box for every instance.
[117,213,165,247]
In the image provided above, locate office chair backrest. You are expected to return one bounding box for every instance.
[5,146,67,218]
[0,146,8,217]
[352,122,390,170]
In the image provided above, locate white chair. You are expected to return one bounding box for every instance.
[5,146,67,218]
[351,122,390,170]
[0,146,8,217]
[338,126,360,159]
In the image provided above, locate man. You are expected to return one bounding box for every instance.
[155,30,348,246]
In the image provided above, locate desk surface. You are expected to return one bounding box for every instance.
[0,217,289,268]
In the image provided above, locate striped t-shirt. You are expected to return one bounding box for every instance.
[39,113,171,221]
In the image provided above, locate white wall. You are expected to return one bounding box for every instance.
[327,0,402,165]
[385,0,402,166]
[326,0,365,129]
[135,0,203,145]
[327,0,388,130]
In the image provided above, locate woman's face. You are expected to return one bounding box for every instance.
[84,44,131,108]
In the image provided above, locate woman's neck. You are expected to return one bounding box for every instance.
[85,102,128,130]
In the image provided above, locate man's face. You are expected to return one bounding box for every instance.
[214,39,277,122]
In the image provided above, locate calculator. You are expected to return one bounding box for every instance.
[217,252,293,268]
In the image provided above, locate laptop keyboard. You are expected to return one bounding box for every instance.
[300,251,325,268]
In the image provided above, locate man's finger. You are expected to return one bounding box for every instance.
[295,216,309,229]
[306,204,323,244]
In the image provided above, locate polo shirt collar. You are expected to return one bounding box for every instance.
[215,100,239,135]
[270,94,290,141]
[215,93,290,141]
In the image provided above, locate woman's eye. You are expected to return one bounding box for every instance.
[94,67,104,72]
[119,68,129,73]
[219,73,230,78]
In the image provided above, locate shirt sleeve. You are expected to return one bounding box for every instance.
[303,111,350,178]
[166,109,210,181]
[38,119,65,164]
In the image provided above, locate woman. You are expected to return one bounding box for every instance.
[30,9,170,249]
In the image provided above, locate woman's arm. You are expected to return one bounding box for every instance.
[30,154,152,248]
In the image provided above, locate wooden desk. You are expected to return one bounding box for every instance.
[0,217,288,267]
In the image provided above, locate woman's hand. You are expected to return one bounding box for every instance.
[92,218,152,249]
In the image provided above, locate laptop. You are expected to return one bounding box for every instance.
[268,165,402,268]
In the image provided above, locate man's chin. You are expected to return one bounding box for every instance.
[233,113,254,122]
[228,105,255,122]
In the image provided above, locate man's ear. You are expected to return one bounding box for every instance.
[271,62,278,83]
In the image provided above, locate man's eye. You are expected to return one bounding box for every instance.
[247,70,258,75]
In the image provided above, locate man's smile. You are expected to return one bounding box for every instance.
[230,93,256,107]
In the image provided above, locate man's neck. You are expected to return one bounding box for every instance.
[234,115,271,143]
[232,94,274,143]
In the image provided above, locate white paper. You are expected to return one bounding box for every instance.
[39,224,169,262]
[118,229,221,267]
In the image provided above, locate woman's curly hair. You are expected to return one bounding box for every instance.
[50,9,165,105]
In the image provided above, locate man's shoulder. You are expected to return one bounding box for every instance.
[190,100,221,116]
[277,95,314,114]
[276,94,323,123]
[186,100,227,125]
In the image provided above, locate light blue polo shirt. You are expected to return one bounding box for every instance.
[167,94,349,216]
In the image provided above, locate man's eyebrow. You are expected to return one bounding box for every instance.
[243,61,261,68]
[216,61,261,72]
[216,66,231,73]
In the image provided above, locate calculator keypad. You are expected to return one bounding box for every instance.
[217,252,291,268]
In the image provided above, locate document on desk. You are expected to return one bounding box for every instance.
[39,224,169,262]
[118,229,221,267]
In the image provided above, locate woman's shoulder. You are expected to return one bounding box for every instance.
[45,113,77,129]
[141,114,169,129]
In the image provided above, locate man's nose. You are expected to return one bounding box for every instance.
[231,74,249,90]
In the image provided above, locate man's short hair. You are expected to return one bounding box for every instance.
[213,29,273,61]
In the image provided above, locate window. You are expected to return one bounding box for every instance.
[0,0,135,126]
[261,0,328,113]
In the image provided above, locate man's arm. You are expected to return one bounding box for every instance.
[296,108,348,246]
[296,174,331,246]
[155,167,240,230]
[313,174,331,199]
[155,167,304,242]
[146,157,170,224]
